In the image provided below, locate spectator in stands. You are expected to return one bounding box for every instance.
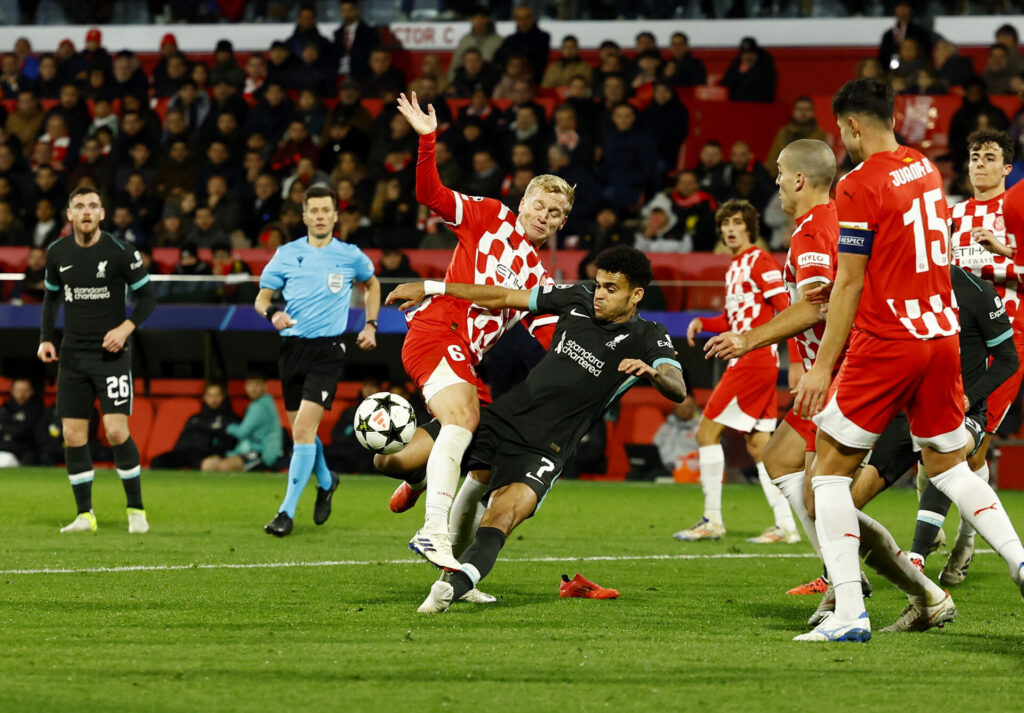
[889,36,930,86]
[764,97,828,177]
[169,80,211,135]
[694,139,729,201]
[542,35,591,88]
[200,140,243,189]
[48,82,90,143]
[541,143,596,240]
[335,0,380,81]
[245,172,283,239]
[551,104,595,169]
[995,23,1022,77]
[245,81,294,148]
[5,91,43,157]
[202,80,249,140]
[494,4,550,83]
[600,103,659,211]
[287,2,335,75]
[631,49,664,92]
[117,142,157,192]
[210,243,255,303]
[0,199,26,245]
[55,39,76,73]
[70,28,112,82]
[37,113,77,174]
[112,50,149,99]
[13,38,37,81]
[120,171,159,236]
[265,40,296,88]
[109,204,141,246]
[933,39,976,90]
[982,43,1019,95]
[29,163,65,208]
[30,197,60,247]
[664,32,707,88]
[88,98,118,139]
[204,174,242,235]
[949,78,1011,168]
[294,89,328,144]
[641,80,689,173]
[185,204,230,250]
[151,382,239,470]
[597,73,629,135]
[670,170,718,251]
[9,245,45,302]
[448,6,501,83]
[722,140,772,208]
[1,53,28,97]
[878,1,932,72]
[370,176,418,246]
[152,33,181,95]
[291,42,337,99]
[163,241,217,303]
[201,373,283,472]
[579,208,628,257]
[160,109,195,155]
[502,104,547,165]
[320,117,368,173]
[0,378,44,467]
[407,75,452,129]
[154,207,185,247]
[654,395,701,473]
[592,41,630,99]
[911,67,947,95]
[447,47,500,98]
[33,53,63,99]
[634,202,681,252]
[271,120,320,178]
[337,203,373,246]
[463,148,503,197]
[378,244,421,301]
[492,55,533,101]
[210,39,245,90]
[153,139,197,201]
[722,37,777,103]
[326,80,374,139]
[325,377,380,474]
[155,53,191,99]
[330,151,374,204]
[361,48,407,101]
[243,54,268,101]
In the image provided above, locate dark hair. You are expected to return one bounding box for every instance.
[67,185,102,207]
[996,23,1019,43]
[594,246,652,289]
[563,34,578,44]
[672,32,690,44]
[303,185,337,207]
[967,128,1015,165]
[831,78,894,122]
[704,139,722,149]
[715,198,760,242]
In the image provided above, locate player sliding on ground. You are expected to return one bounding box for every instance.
[675,199,798,544]
[791,79,1024,642]
[387,247,686,612]
[394,90,571,571]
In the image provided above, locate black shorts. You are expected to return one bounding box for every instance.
[868,409,985,488]
[278,336,346,411]
[465,409,564,515]
[56,347,132,419]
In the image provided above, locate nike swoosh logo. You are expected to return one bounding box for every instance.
[60,265,73,272]
[113,399,128,406]
[569,308,589,318]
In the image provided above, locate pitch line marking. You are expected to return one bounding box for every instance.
[0,549,996,577]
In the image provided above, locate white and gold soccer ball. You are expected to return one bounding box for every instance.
[353,392,417,454]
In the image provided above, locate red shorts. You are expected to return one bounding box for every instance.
[985,330,1024,432]
[401,319,491,405]
[784,409,817,452]
[704,360,779,433]
[815,331,967,452]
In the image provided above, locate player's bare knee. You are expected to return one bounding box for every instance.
[62,424,88,447]
[444,404,479,431]
[105,424,129,446]
[695,419,719,447]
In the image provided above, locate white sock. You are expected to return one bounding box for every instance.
[449,475,488,560]
[774,471,820,556]
[698,444,725,525]
[757,461,796,531]
[812,475,864,621]
[957,463,990,540]
[930,461,1024,579]
[858,511,944,606]
[423,424,474,532]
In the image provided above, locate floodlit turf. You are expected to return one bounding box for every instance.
[2,467,1024,713]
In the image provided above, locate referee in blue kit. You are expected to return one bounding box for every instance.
[255,185,381,536]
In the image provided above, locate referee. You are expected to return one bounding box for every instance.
[256,185,380,536]
[38,187,156,534]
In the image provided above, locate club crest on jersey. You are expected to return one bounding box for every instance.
[96,260,107,278]
[328,273,345,293]
[64,285,73,302]
[606,333,629,349]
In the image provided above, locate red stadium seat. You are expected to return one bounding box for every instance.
[146,397,198,465]
[617,404,667,444]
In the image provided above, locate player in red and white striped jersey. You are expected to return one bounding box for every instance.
[393,92,572,570]
[704,139,839,555]
[674,199,796,543]
[793,79,1024,643]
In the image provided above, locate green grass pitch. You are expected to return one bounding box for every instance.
[2,467,1023,713]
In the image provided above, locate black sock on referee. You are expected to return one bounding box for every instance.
[450,526,507,600]
[910,482,953,560]
[66,445,94,514]
[113,436,144,510]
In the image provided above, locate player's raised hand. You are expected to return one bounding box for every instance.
[386,282,428,311]
[37,341,58,363]
[804,282,833,305]
[685,317,703,347]
[704,331,747,361]
[396,92,437,136]
[972,227,1013,257]
[617,358,657,380]
[792,362,830,420]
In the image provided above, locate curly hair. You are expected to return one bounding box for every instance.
[967,128,1015,165]
[594,245,652,288]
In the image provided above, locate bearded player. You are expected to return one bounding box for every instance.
[792,79,1024,643]
[394,91,571,570]
[674,199,797,543]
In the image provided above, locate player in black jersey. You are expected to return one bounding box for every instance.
[387,246,687,612]
[38,187,156,534]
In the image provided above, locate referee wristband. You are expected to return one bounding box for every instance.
[265,306,280,322]
[424,280,446,296]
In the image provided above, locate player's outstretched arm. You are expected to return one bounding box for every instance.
[704,286,825,360]
[386,281,531,311]
[618,359,687,403]
[396,92,437,136]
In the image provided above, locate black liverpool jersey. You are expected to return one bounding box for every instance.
[953,265,1014,411]
[43,232,151,349]
[485,282,681,459]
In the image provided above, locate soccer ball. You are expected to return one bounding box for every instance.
[353,392,417,455]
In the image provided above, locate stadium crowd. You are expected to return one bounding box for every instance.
[0,1,1023,308]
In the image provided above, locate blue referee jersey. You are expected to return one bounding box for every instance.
[260,237,375,338]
